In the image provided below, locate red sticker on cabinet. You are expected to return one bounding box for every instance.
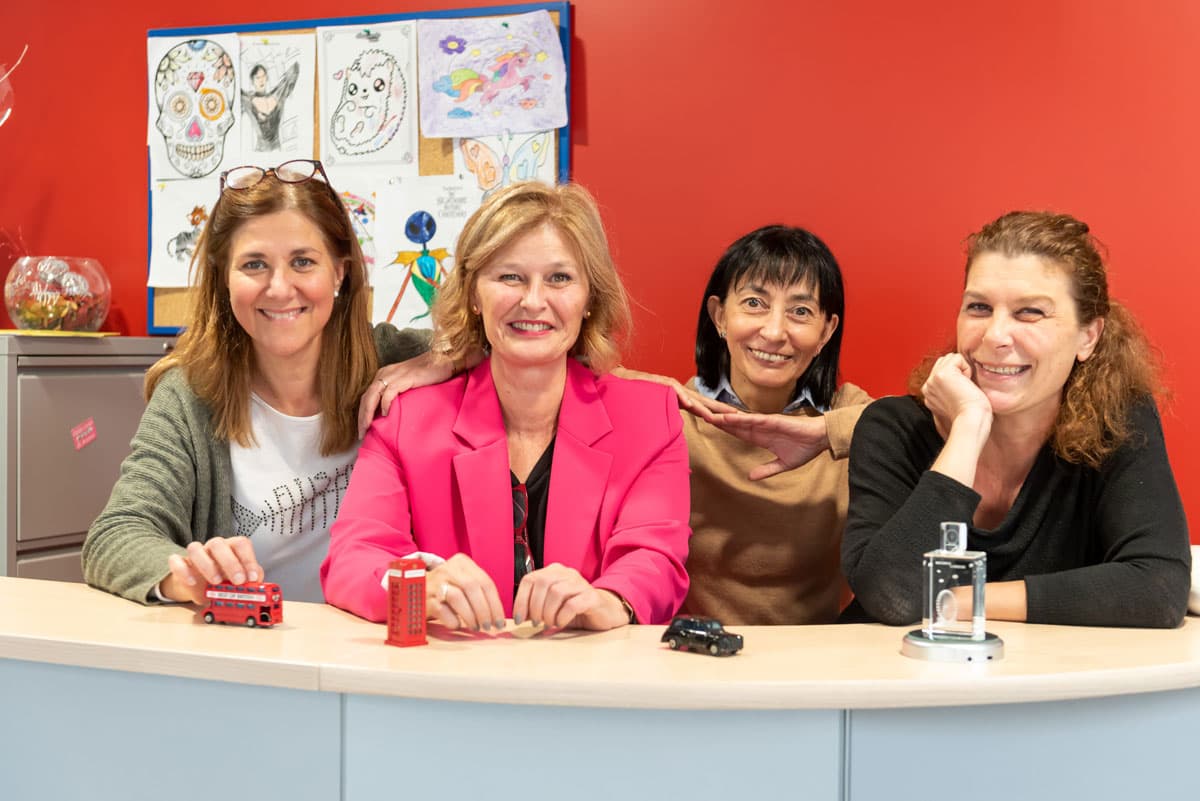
[71,418,97,450]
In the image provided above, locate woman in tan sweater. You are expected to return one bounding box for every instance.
[648,226,870,625]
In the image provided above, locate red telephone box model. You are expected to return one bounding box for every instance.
[386,558,427,647]
[203,582,283,628]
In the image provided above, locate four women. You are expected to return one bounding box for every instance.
[86,170,1192,631]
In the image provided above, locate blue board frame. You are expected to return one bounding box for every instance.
[146,2,571,335]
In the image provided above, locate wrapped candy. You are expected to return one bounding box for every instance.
[4,256,111,331]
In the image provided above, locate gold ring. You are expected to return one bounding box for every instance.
[439,583,450,602]
[378,378,389,389]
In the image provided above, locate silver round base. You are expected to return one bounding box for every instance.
[901,629,1004,663]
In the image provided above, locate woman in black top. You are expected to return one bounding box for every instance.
[842,211,1190,628]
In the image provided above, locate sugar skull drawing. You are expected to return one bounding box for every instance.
[329,49,406,156]
[154,40,236,178]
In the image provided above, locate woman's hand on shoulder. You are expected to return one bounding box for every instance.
[513,563,629,631]
[708,412,832,479]
[921,353,993,438]
[357,351,454,439]
[160,537,264,605]
[610,367,738,422]
[426,554,506,631]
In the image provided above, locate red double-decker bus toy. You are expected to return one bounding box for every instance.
[385,558,427,647]
[203,582,283,628]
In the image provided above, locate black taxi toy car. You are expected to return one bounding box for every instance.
[661,615,743,656]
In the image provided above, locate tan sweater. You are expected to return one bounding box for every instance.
[680,381,870,625]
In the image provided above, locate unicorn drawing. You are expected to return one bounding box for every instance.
[432,49,534,108]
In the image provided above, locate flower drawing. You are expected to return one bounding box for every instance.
[439,35,467,55]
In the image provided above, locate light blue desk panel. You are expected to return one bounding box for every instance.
[848,687,1200,801]
[344,695,844,801]
[0,658,340,801]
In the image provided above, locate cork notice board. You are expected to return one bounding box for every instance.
[146,2,571,334]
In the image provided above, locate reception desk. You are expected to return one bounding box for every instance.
[3,576,1199,800]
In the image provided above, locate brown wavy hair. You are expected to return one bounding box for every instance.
[909,211,1162,468]
[145,169,377,455]
[432,181,631,373]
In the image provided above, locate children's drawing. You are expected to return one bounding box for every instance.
[437,49,533,106]
[387,211,451,323]
[373,175,473,326]
[456,130,555,203]
[341,190,376,275]
[149,38,239,179]
[243,62,298,150]
[149,180,216,287]
[318,23,418,171]
[323,163,414,285]
[417,11,567,138]
[238,33,314,158]
[330,49,405,155]
[166,205,209,262]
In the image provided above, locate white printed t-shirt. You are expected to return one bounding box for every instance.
[229,394,357,603]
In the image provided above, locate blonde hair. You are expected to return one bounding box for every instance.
[910,211,1162,468]
[146,172,377,455]
[432,181,631,373]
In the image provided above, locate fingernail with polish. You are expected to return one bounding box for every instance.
[514,614,523,625]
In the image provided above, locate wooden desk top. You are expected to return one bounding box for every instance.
[3,576,1200,710]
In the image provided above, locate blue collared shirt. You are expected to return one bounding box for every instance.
[693,373,827,413]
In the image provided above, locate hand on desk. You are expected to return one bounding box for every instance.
[514,563,629,631]
[950,580,1028,623]
[427,554,506,632]
[161,536,264,605]
[426,556,630,632]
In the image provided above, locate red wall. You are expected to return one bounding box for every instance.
[2,1,1197,533]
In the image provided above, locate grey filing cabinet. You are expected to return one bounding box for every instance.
[0,335,174,581]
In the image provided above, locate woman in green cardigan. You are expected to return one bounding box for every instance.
[83,160,435,605]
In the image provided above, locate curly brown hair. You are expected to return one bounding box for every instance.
[145,169,377,456]
[909,211,1162,468]
[432,181,631,373]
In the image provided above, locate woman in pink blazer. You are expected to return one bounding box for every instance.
[321,183,691,630]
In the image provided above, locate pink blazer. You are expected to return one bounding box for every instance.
[321,358,691,624]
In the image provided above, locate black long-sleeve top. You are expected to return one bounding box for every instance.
[842,395,1190,629]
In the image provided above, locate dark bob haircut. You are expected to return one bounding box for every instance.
[695,225,845,409]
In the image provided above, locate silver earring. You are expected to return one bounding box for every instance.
[717,329,726,339]
[584,310,591,319]
[472,305,480,315]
